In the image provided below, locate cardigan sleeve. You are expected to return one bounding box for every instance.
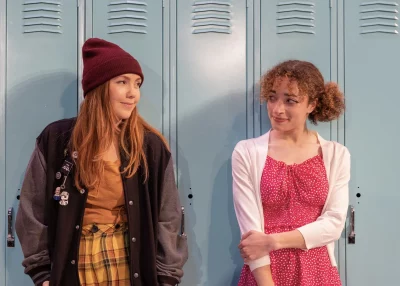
[297,147,351,250]
[232,142,271,271]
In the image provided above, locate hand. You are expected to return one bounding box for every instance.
[42,281,49,286]
[238,230,279,263]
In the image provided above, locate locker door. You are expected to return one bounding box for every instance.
[260,0,346,283]
[4,0,78,285]
[344,1,400,285]
[176,1,248,285]
[90,0,164,131]
[260,0,334,141]
[0,0,5,284]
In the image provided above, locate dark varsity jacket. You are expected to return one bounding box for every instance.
[15,118,188,286]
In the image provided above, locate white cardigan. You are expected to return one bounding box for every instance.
[232,131,351,271]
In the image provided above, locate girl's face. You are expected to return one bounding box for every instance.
[266,77,316,132]
[108,73,142,121]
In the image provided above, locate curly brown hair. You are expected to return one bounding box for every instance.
[260,60,345,125]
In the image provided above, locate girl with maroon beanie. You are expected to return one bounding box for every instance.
[15,38,188,286]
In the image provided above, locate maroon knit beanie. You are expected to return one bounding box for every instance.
[81,38,144,96]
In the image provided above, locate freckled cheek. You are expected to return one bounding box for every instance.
[266,103,274,113]
[109,88,124,100]
[110,100,120,113]
[113,92,129,103]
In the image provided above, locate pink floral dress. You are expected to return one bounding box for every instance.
[237,155,342,286]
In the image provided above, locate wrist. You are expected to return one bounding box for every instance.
[270,233,283,251]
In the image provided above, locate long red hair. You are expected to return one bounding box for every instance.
[70,81,168,190]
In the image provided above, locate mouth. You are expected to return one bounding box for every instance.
[121,102,134,107]
[273,117,287,123]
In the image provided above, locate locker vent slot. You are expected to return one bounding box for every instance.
[23,0,62,34]
[108,0,148,34]
[276,1,315,35]
[192,0,232,34]
[360,1,399,34]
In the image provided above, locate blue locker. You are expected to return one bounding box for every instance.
[260,0,334,141]
[259,0,346,283]
[260,1,344,283]
[0,0,5,284]
[176,1,248,285]
[3,0,78,285]
[344,0,400,285]
[89,0,165,133]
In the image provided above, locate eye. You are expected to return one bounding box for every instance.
[136,81,142,88]
[117,80,127,85]
[268,95,277,102]
[287,98,298,104]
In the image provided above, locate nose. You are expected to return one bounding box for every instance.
[126,83,136,99]
[273,100,285,115]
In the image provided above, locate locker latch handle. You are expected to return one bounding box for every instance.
[348,205,356,244]
[180,206,186,238]
[7,207,15,247]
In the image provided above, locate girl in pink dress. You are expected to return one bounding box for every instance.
[232,60,350,286]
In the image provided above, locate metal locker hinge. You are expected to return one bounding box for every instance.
[348,205,356,244]
[7,207,15,247]
[247,0,253,8]
[163,0,166,8]
[330,0,333,8]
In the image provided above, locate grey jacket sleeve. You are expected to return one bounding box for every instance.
[156,157,189,285]
[15,142,51,286]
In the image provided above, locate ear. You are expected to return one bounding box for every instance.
[307,99,317,114]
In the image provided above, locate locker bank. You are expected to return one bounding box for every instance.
[0,0,398,285]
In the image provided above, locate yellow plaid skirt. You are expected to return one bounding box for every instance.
[78,223,130,286]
